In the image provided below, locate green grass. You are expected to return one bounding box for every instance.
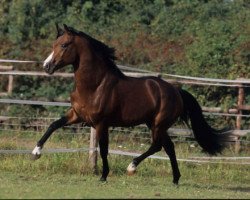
[0,130,249,199]
[0,152,249,199]
[0,165,249,199]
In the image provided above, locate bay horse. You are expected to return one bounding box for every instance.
[32,24,227,184]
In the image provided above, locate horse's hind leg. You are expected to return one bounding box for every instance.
[31,108,81,160]
[127,142,162,175]
[162,133,181,185]
[127,127,162,175]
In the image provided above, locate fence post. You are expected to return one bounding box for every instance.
[89,127,98,173]
[235,83,244,153]
[0,65,13,96]
[7,74,13,95]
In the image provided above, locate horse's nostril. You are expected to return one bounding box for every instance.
[44,63,50,71]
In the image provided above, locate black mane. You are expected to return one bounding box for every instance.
[66,26,125,78]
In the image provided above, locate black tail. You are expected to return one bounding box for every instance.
[179,89,227,155]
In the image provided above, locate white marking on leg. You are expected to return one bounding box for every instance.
[43,51,54,67]
[32,146,42,155]
[127,162,136,173]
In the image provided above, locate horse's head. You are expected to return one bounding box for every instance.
[43,24,78,74]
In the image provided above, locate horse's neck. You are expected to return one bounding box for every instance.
[73,60,117,92]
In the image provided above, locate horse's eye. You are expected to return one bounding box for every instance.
[61,43,68,49]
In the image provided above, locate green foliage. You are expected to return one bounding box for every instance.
[1,0,249,75]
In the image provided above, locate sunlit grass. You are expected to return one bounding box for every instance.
[0,129,249,198]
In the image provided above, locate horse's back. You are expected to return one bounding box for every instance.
[109,76,183,127]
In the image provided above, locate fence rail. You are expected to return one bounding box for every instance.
[1,69,250,117]
[0,148,249,165]
[0,98,250,138]
[1,69,250,87]
[0,60,249,167]
[1,98,249,117]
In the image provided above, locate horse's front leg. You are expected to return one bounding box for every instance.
[96,124,109,181]
[31,108,81,160]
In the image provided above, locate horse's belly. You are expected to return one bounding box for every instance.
[108,118,145,127]
[108,105,152,127]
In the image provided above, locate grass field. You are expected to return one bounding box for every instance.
[0,129,249,199]
[0,170,249,199]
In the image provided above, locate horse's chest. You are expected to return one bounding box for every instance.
[70,92,103,124]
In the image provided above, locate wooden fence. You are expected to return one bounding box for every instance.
[1,65,250,129]
[0,65,250,168]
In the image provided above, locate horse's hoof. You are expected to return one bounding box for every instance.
[127,162,136,176]
[173,180,179,185]
[30,154,41,160]
[31,146,42,160]
[127,170,136,176]
[173,176,181,185]
[99,177,107,182]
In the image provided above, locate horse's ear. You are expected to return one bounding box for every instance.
[55,23,64,38]
[63,24,69,30]
[63,24,72,35]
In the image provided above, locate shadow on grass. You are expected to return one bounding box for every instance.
[227,186,250,193]
[180,182,221,190]
[181,182,250,194]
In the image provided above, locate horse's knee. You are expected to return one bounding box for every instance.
[155,144,162,152]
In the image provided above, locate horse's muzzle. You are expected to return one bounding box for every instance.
[43,62,55,75]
